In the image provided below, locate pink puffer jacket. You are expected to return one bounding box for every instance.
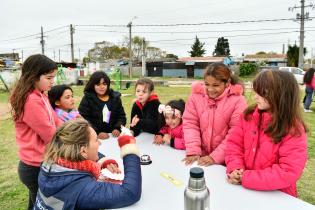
[225,108,307,197]
[183,81,247,164]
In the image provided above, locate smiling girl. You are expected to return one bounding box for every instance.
[183,62,247,166]
[78,71,126,139]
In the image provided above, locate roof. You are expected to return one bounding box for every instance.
[177,56,225,63]
[244,54,287,62]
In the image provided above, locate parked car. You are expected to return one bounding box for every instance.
[279,67,304,84]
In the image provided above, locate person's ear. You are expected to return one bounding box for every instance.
[80,146,88,159]
[55,100,61,107]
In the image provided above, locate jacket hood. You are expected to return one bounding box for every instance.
[135,94,159,110]
[38,163,91,197]
[191,81,244,98]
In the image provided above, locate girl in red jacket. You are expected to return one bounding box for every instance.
[183,63,247,166]
[225,70,307,197]
[154,99,186,150]
[10,54,62,210]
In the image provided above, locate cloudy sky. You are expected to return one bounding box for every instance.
[1,0,315,62]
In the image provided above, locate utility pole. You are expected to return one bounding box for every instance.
[70,24,75,63]
[127,22,132,78]
[58,49,61,62]
[40,26,45,55]
[21,50,24,62]
[53,51,56,61]
[142,38,146,77]
[289,1,314,68]
[12,49,15,59]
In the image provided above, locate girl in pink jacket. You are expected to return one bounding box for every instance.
[154,99,186,150]
[10,54,62,210]
[183,63,247,166]
[225,70,307,197]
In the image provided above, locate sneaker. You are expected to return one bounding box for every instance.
[304,109,313,113]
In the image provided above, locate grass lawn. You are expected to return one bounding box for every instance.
[0,84,314,209]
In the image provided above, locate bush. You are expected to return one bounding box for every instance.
[239,63,258,76]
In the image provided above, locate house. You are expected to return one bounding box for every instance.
[244,54,287,67]
[146,56,226,78]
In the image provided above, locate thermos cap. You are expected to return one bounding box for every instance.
[190,167,204,178]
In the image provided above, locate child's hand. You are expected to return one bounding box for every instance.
[182,155,200,165]
[227,169,244,185]
[153,135,164,145]
[163,134,171,145]
[112,129,120,137]
[98,132,109,139]
[198,155,214,166]
[130,115,139,127]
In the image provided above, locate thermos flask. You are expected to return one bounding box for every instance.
[184,167,210,210]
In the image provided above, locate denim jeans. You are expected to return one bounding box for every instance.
[304,86,314,110]
[18,161,40,210]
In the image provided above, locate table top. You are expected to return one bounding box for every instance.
[98,133,315,210]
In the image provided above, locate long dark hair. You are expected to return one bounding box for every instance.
[158,99,185,128]
[303,68,315,84]
[244,70,306,143]
[48,84,73,109]
[84,71,111,95]
[10,54,57,121]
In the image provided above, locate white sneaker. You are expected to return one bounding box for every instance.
[304,109,313,113]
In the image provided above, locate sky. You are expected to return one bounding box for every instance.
[1,0,315,62]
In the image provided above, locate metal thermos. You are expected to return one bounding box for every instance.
[184,167,210,210]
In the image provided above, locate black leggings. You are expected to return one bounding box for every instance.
[18,161,40,210]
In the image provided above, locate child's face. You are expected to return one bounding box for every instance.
[204,75,228,99]
[94,78,108,96]
[56,89,75,111]
[35,69,57,92]
[165,113,181,129]
[85,127,101,162]
[135,84,151,104]
[254,93,270,110]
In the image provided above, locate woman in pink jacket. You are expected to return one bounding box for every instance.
[183,63,247,166]
[10,54,62,210]
[225,70,307,197]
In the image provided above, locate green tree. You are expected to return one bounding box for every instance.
[188,36,206,57]
[287,44,307,67]
[213,37,230,56]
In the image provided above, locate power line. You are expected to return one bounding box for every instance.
[149,30,301,43]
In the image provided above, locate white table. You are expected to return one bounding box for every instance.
[99,133,315,210]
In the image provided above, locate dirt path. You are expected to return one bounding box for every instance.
[0,103,11,120]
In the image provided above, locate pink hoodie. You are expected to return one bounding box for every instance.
[183,81,247,164]
[225,108,307,197]
[15,89,62,167]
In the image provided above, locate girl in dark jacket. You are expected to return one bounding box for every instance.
[130,78,161,136]
[79,71,126,139]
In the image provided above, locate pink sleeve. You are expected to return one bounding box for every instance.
[210,96,247,164]
[182,95,202,155]
[158,126,168,135]
[311,76,315,89]
[242,132,307,191]
[23,98,58,144]
[225,115,246,174]
[173,126,185,150]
